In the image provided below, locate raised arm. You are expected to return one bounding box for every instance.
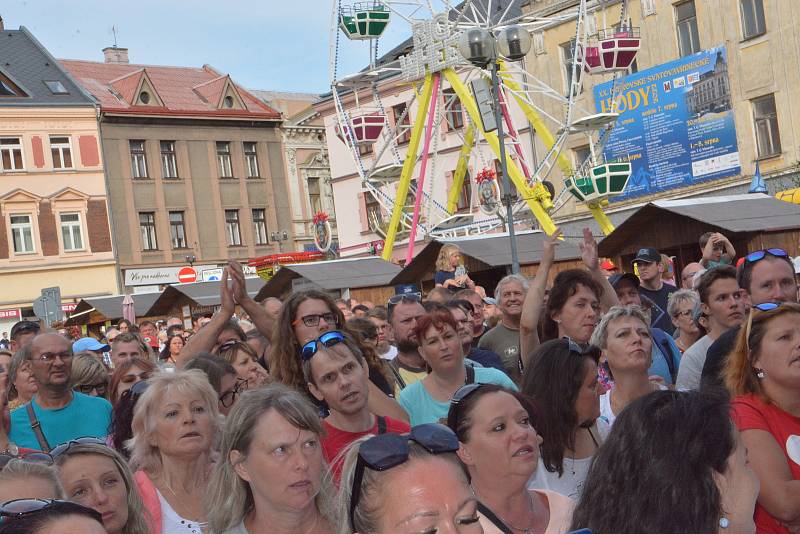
[720,233,736,260]
[580,227,619,312]
[177,268,234,368]
[227,260,276,342]
[520,228,560,365]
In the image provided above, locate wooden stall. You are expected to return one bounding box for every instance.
[65,293,162,336]
[597,194,800,273]
[145,277,265,321]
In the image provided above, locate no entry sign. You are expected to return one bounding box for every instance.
[178,267,197,283]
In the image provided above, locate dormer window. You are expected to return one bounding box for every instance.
[0,73,26,97]
[223,95,234,108]
[139,91,151,104]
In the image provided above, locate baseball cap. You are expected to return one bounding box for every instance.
[608,273,640,289]
[483,297,497,306]
[72,337,111,353]
[632,247,661,264]
[600,259,617,271]
[10,320,40,341]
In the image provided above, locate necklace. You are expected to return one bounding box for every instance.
[474,486,537,534]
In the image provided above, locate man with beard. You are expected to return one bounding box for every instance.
[676,265,745,390]
[478,274,528,382]
[303,332,409,483]
[386,295,428,393]
[10,333,112,451]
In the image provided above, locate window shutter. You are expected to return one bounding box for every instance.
[533,31,546,55]
[358,192,369,231]
[641,0,656,17]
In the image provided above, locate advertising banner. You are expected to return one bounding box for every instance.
[593,45,740,201]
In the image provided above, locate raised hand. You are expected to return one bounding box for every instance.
[227,260,248,304]
[543,227,562,264]
[579,227,599,270]
[219,268,235,316]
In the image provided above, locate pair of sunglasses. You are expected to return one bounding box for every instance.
[49,437,106,458]
[745,301,800,350]
[735,248,788,267]
[300,331,346,361]
[0,499,98,523]
[0,452,53,470]
[387,293,422,307]
[349,424,459,531]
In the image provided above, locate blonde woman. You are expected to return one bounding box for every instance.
[70,352,110,398]
[55,441,149,534]
[434,244,475,291]
[128,370,221,534]
[207,384,337,534]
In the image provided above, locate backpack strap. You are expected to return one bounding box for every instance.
[476,502,513,534]
[25,402,51,452]
[376,415,387,434]
[465,364,476,384]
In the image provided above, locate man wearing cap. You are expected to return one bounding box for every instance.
[632,247,678,335]
[72,337,110,357]
[9,320,40,352]
[608,273,682,385]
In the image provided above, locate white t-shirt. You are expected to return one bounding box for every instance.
[157,490,207,534]
[379,345,398,360]
[599,385,667,427]
[675,334,714,391]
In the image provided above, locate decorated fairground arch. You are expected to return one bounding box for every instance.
[329,0,642,260]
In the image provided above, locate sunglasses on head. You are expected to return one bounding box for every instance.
[0,452,53,470]
[349,424,459,531]
[387,293,422,308]
[300,331,346,361]
[736,248,789,268]
[744,301,800,350]
[50,437,106,458]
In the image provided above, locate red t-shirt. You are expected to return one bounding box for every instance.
[731,394,800,534]
[322,415,411,485]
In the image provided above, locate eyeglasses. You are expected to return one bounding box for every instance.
[736,248,789,268]
[349,424,459,531]
[673,309,693,319]
[387,293,422,308]
[50,437,106,458]
[0,452,53,470]
[219,378,248,408]
[300,331,345,361]
[29,351,72,363]
[292,312,339,328]
[75,382,108,396]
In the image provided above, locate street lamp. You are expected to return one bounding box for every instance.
[270,230,289,252]
[458,25,532,274]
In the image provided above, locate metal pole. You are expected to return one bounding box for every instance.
[490,60,520,274]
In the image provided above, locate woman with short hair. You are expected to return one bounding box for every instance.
[522,338,607,499]
[667,289,701,354]
[206,384,336,534]
[725,302,800,533]
[338,424,478,534]
[54,441,149,534]
[129,370,221,534]
[570,390,759,534]
[70,353,109,399]
[590,306,663,427]
[215,340,268,391]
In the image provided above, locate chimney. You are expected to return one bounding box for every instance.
[103,46,129,64]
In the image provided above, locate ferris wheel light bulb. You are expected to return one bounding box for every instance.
[457,28,494,67]
[497,25,532,61]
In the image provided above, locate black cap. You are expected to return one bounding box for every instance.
[608,273,640,289]
[10,320,40,341]
[632,247,661,264]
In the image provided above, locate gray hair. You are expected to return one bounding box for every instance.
[206,384,338,533]
[494,274,530,298]
[667,289,700,319]
[128,370,221,474]
[0,460,65,498]
[336,437,465,534]
[590,305,650,350]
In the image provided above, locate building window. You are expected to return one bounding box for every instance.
[50,136,73,169]
[10,214,34,254]
[139,212,158,251]
[243,142,259,177]
[740,0,766,39]
[676,1,700,57]
[160,141,178,178]
[561,41,582,95]
[365,194,383,232]
[44,80,68,95]
[308,177,322,214]
[753,94,781,158]
[252,209,268,245]
[217,142,233,178]
[0,138,24,172]
[444,88,464,130]
[392,102,412,144]
[225,209,242,246]
[455,172,472,212]
[169,211,187,249]
[130,140,148,178]
[0,74,25,97]
[59,212,83,251]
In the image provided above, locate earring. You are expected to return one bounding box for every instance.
[719,517,730,529]
[755,368,765,379]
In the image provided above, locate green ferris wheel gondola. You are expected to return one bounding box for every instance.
[339,1,391,40]
[564,161,632,204]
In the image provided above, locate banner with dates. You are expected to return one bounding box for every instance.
[593,45,740,201]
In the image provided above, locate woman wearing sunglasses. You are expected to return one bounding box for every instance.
[338,423,480,534]
[725,302,800,533]
[447,384,573,534]
[270,290,406,421]
[522,339,607,499]
[399,308,516,426]
[54,440,149,534]
[69,353,109,399]
[206,384,337,534]
[0,499,105,534]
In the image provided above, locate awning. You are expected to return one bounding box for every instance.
[144,277,265,317]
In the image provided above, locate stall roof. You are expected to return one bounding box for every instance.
[145,277,265,316]
[67,292,162,323]
[254,257,401,301]
[392,231,583,284]
[598,194,800,253]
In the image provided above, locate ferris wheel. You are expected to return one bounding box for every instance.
[328,0,640,260]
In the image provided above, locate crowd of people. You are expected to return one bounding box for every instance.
[0,230,798,533]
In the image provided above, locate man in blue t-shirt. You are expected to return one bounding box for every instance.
[9,333,112,451]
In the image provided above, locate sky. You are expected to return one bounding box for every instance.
[1,0,416,95]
